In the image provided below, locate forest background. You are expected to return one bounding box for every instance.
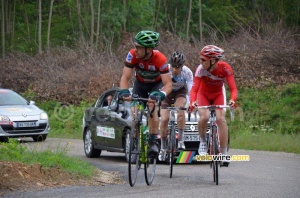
[0,0,299,137]
[0,0,299,103]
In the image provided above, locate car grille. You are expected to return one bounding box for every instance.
[1,123,48,134]
[175,122,211,150]
[174,122,210,133]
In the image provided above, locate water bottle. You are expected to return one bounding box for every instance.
[142,125,150,144]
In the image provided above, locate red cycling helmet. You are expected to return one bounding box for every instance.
[200,45,224,60]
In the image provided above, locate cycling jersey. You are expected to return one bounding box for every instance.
[190,61,238,103]
[168,64,194,93]
[125,49,169,83]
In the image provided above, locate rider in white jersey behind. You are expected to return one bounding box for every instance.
[159,51,193,161]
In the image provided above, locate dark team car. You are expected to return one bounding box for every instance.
[82,87,143,162]
[82,87,208,162]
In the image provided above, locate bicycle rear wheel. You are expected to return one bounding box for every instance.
[128,125,140,187]
[144,152,157,185]
[212,125,219,185]
[169,121,176,178]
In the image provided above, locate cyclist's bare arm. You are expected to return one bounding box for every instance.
[120,67,133,89]
[160,72,172,96]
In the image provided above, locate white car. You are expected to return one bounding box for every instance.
[0,88,50,142]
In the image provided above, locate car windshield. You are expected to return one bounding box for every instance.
[0,90,28,106]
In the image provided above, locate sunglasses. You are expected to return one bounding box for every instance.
[200,58,208,62]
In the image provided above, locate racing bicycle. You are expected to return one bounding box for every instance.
[197,105,232,185]
[127,94,158,187]
[161,105,187,178]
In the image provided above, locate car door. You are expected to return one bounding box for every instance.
[98,92,125,149]
[85,94,110,148]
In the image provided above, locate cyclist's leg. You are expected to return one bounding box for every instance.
[147,81,164,157]
[214,92,228,154]
[159,101,170,161]
[197,92,210,154]
[214,92,230,166]
[174,88,187,149]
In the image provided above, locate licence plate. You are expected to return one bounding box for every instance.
[16,122,36,127]
[184,134,200,141]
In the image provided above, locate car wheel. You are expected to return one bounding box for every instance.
[84,128,101,158]
[0,137,9,142]
[125,130,130,162]
[32,134,47,142]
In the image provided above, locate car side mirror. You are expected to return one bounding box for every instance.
[29,100,35,105]
[109,103,118,112]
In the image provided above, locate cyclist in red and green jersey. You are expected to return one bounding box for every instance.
[189,45,238,166]
[119,30,172,157]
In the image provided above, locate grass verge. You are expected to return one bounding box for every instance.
[0,140,96,178]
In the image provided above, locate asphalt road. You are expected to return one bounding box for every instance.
[3,138,300,198]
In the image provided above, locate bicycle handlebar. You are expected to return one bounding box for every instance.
[122,94,155,104]
[196,105,230,110]
[161,106,187,111]
[196,105,234,121]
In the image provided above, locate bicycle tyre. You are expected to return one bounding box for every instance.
[227,129,230,152]
[212,125,219,185]
[144,150,157,185]
[128,124,140,187]
[169,121,176,178]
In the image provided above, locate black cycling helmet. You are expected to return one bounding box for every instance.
[170,51,186,68]
[134,30,160,48]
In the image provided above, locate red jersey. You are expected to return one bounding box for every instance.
[190,61,238,103]
[125,49,169,83]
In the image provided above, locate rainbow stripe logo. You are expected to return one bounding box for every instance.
[176,151,196,163]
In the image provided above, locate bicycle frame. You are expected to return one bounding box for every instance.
[133,102,148,163]
[127,94,157,187]
[161,106,186,178]
[197,105,230,185]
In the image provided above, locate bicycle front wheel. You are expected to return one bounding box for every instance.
[212,125,219,185]
[169,121,176,178]
[128,125,140,187]
[144,153,157,185]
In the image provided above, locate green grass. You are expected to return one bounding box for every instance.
[0,140,96,178]
[227,83,300,153]
[37,100,92,139]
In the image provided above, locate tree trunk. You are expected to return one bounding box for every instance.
[47,0,54,50]
[38,0,42,54]
[90,0,94,47]
[199,0,203,47]
[154,0,161,30]
[11,0,16,48]
[21,0,30,41]
[96,0,102,48]
[76,0,83,39]
[1,0,5,58]
[122,0,126,32]
[186,0,192,42]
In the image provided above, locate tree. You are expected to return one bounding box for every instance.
[186,0,192,41]
[47,0,54,50]
[199,0,203,47]
[1,0,4,58]
[76,0,83,39]
[38,0,42,54]
[90,0,94,47]
[96,0,102,48]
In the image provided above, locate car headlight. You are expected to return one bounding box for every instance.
[40,112,48,120]
[0,115,10,121]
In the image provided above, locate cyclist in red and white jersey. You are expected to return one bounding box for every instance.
[159,51,193,161]
[189,45,238,166]
[119,30,172,157]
